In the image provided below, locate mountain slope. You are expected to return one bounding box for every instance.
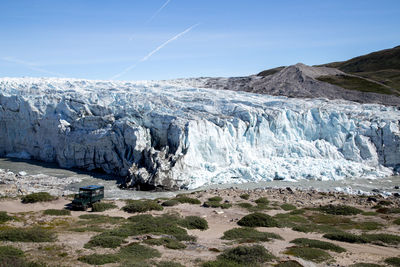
[175,46,400,106]
[321,45,400,73]
[318,45,400,92]
[176,63,400,105]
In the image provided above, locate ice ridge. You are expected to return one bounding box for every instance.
[0,77,399,189]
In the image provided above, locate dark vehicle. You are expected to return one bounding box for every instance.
[71,185,104,211]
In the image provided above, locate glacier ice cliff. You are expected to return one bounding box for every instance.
[0,78,399,190]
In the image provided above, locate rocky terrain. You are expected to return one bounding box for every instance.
[172,46,400,106]
[171,63,400,106]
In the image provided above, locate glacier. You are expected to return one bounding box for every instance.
[0,77,399,190]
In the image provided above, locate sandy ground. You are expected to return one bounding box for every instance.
[0,187,399,267]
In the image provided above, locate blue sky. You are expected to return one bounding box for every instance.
[1,0,399,80]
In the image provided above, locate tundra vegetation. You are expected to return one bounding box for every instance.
[0,189,399,266]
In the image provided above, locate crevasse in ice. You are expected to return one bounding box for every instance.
[0,78,399,189]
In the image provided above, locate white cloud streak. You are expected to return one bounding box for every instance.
[129,0,172,41]
[112,23,199,79]
[2,57,65,77]
[147,0,171,24]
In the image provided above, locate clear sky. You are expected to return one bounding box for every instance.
[1,0,399,80]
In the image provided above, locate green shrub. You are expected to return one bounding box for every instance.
[349,263,384,267]
[70,226,105,232]
[254,197,269,205]
[350,221,382,231]
[281,203,297,211]
[78,253,120,265]
[276,260,304,267]
[118,243,161,260]
[0,211,12,223]
[394,218,400,225]
[162,200,180,207]
[157,261,185,267]
[222,227,282,242]
[122,200,163,213]
[289,209,305,215]
[0,227,56,242]
[318,205,362,215]
[308,213,352,225]
[144,237,186,250]
[361,211,379,216]
[285,246,331,263]
[84,233,126,248]
[237,203,253,209]
[273,213,308,227]
[292,223,341,234]
[218,245,274,265]
[202,260,243,267]
[179,216,208,230]
[203,201,232,209]
[378,200,392,206]
[240,194,250,200]
[385,257,400,266]
[123,214,195,241]
[323,232,367,243]
[0,245,24,263]
[174,196,201,205]
[43,209,71,216]
[92,202,117,212]
[363,233,400,245]
[21,192,56,203]
[78,214,125,225]
[208,196,223,202]
[376,207,400,214]
[290,238,346,252]
[237,212,280,227]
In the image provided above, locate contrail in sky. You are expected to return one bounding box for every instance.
[147,0,171,24]
[2,57,65,77]
[129,0,172,41]
[112,23,199,79]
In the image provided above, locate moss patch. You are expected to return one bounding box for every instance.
[144,237,186,250]
[219,245,274,265]
[162,200,180,207]
[290,238,346,253]
[92,202,117,212]
[178,216,208,230]
[318,205,362,215]
[122,200,163,213]
[0,227,56,242]
[0,212,13,224]
[285,246,332,263]
[281,203,297,211]
[385,257,400,266]
[222,227,282,243]
[43,209,71,216]
[78,253,120,265]
[173,196,201,205]
[239,194,250,200]
[84,233,127,248]
[21,192,56,203]
[237,212,280,227]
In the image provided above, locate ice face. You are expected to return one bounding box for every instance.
[0,77,399,189]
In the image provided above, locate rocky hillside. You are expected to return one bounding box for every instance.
[173,46,400,106]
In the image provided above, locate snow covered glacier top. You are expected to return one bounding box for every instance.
[0,77,399,189]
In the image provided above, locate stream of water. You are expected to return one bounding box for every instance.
[0,158,399,199]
